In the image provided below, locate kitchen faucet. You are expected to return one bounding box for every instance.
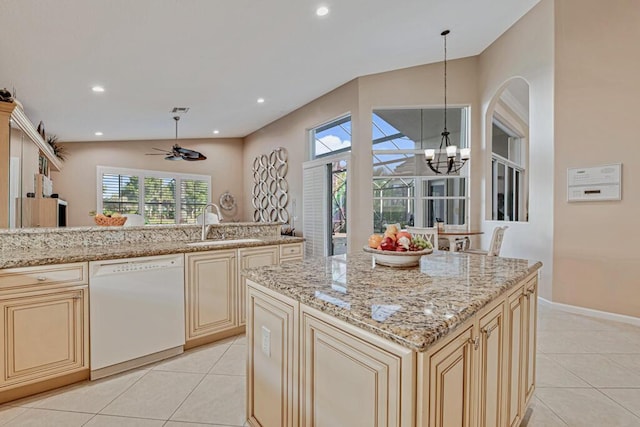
[201,203,222,240]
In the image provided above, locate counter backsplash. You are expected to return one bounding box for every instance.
[0,223,282,251]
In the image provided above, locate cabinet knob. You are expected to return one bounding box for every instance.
[37,276,47,282]
[482,323,499,338]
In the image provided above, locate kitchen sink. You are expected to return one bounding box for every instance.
[186,238,264,247]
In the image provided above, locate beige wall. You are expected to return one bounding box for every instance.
[553,0,640,317]
[52,137,243,226]
[243,58,479,251]
[477,0,555,299]
[243,80,359,240]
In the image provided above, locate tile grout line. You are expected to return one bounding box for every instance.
[81,368,154,426]
[593,387,640,421]
[164,340,239,425]
[531,394,570,426]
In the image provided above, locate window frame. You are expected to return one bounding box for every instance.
[96,165,211,225]
[371,106,471,231]
[373,175,468,231]
[490,110,527,222]
[310,115,352,160]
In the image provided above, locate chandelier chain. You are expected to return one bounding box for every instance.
[443,30,447,133]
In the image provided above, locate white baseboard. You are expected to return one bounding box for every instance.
[538,296,640,327]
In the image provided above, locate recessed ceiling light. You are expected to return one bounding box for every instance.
[92,86,105,93]
[257,98,265,104]
[94,131,103,136]
[213,130,220,134]
[316,6,329,16]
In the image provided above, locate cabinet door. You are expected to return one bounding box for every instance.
[300,312,406,427]
[246,281,298,427]
[427,325,475,427]
[238,247,278,326]
[185,250,237,341]
[506,286,525,427]
[478,302,505,427]
[0,287,88,389]
[524,277,537,408]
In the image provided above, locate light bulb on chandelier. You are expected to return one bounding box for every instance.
[424,29,470,175]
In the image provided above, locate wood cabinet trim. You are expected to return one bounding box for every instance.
[0,263,88,294]
[246,284,299,427]
[184,250,237,342]
[0,285,88,391]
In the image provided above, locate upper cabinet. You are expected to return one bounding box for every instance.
[0,101,63,229]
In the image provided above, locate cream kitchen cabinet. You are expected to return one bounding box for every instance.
[279,242,303,263]
[424,324,475,427]
[238,246,279,326]
[477,301,506,427]
[523,275,538,409]
[0,262,89,404]
[246,283,299,427]
[185,243,286,348]
[419,296,505,427]
[246,279,415,427]
[505,275,538,427]
[185,249,239,349]
[299,306,414,427]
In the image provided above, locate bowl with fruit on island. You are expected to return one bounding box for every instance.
[364,225,433,267]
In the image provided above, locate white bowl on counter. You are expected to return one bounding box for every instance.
[362,246,433,267]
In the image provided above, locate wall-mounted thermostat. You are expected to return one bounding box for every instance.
[567,163,621,202]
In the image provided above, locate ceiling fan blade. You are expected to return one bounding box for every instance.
[165,155,182,161]
[145,153,169,156]
[182,153,207,161]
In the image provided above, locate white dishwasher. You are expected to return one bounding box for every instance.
[89,254,185,379]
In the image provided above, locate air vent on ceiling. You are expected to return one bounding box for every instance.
[171,107,190,114]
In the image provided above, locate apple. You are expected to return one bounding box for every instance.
[395,246,407,252]
[379,237,396,251]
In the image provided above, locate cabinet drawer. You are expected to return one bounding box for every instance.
[279,243,302,259]
[0,263,88,292]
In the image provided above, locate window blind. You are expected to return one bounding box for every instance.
[180,179,209,224]
[101,173,140,214]
[303,164,328,258]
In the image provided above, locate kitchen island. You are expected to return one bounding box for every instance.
[243,251,542,427]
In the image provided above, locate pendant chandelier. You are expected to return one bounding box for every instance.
[424,30,470,174]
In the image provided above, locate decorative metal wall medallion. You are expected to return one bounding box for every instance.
[252,147,289,223]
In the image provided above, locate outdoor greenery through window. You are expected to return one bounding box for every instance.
[98,166,210,225]
[372,108,469,232]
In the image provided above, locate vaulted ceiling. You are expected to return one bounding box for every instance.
[0,0,539,141]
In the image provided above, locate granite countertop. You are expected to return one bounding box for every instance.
[243,251,542,352]
[0,236,304,269]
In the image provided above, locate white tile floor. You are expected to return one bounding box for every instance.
[0,304,638,426]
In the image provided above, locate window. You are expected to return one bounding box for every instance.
[491,119,525,221]
[372,108,469,231]
[97,166,210,225]
[311,116,351,159]
[305,116,351,257]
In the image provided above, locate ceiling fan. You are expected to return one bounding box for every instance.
[146,116,207,161]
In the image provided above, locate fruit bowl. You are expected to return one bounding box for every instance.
[363,246,433,268]
[94,216,127,226]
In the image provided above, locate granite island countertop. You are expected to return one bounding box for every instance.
[243,251,542,352]
[0,235,304,269]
